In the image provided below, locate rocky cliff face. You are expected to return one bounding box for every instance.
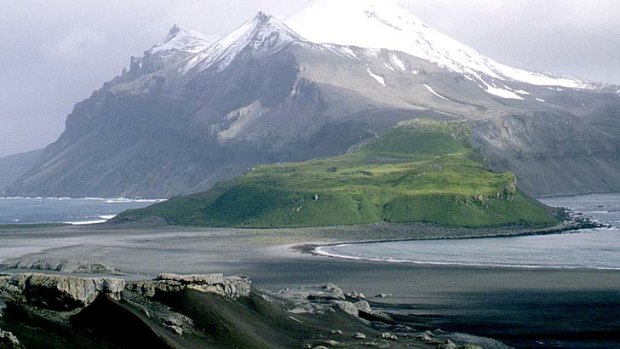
[7,7,620,198]
[472,110,620,196]
[0,272,250,311]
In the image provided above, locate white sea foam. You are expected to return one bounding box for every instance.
[64,220,108,226]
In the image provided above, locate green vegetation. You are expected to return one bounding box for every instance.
[118,119,557,228]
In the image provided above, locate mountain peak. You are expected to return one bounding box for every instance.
[243,11,300,40]
[253,11,272,24]
[148,25,219,56]
[183,11,301,73]
[167,24,185,38]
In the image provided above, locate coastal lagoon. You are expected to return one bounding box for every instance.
[317,194,620,270]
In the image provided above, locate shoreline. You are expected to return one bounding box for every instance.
[295,219,618,272]
[311,243,620,272]
[292,218,602,254]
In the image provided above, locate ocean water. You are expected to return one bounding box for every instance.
[0,197,162,225]
[314,193,620,349]
[317,193,620,270]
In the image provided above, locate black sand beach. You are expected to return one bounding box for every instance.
[1,224,619,348]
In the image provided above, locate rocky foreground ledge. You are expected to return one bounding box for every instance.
[0,273,499,349]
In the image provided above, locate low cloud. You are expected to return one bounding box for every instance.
[51,28,108,60]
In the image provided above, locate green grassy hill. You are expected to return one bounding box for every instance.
[117,119,557,228]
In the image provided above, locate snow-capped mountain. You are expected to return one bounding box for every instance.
[126,25,221,78]
[183,12,301,74]
[150,25,219,56]
[7,2,620,199]
[286,0,594,93]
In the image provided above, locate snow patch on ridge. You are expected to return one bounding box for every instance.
[339,47,359,60]
[390,54,406,71]
[424,84,448,101]
[367,68,386,86]
[470,72,524,100]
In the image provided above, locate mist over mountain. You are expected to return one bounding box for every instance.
[7,0,620,198]
[0,149,43,193]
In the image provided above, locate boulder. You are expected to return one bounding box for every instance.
[417,330,433,342]
[273,283,345,304]
[354,300,371,313]
[353,332,366,339]
[346,291,366,299]
[307,283,345,301]
[333,300,372,317]
[333,301,359,316]
[437,339,457,349]
[0,329,21,349]
[381,332,398,340]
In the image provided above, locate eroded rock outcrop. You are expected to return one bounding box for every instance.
[8,258,121,275]
[127,273,251,299]
[0,273,125,310]
[268,283,390,321]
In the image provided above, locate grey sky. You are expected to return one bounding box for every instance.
[1,0,619,157]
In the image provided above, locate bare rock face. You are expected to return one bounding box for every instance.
[0,273,125,310]
[127,273,251,299]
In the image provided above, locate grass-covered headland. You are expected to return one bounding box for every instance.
[117,119,558,228]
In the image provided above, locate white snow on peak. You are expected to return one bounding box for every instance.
[148,25,219,56]
[184,12,300,73]
[286,0,592,89]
